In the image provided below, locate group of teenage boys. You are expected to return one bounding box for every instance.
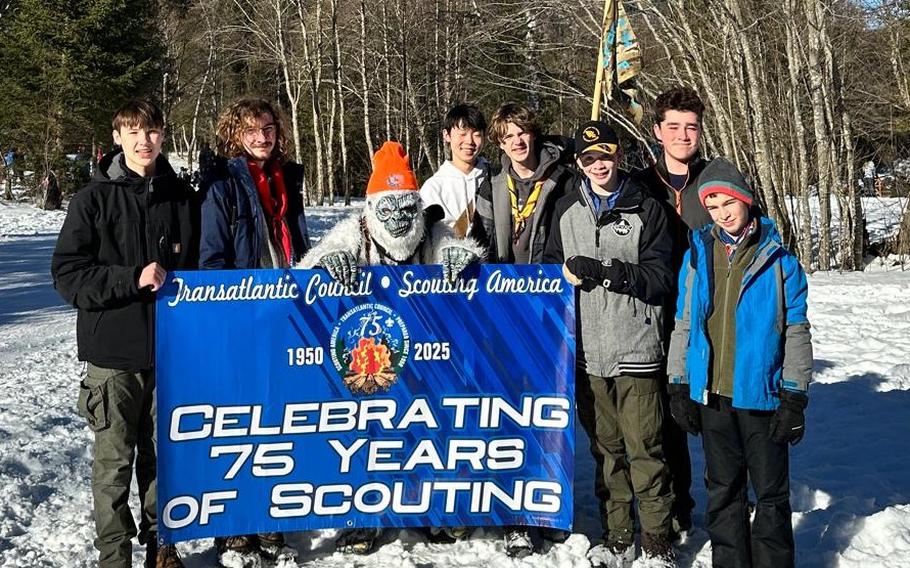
[52,86,812,568]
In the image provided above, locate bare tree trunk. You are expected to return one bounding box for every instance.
[358,0,374,176]
[297,0,325,205]
[805,0,833,270]
[382,3,392,140]
[330,0,349,205]
[785,0,813,269]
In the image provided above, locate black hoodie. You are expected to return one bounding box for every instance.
[51,150,199,371]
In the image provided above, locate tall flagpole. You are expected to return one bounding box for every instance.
[591,0,615,121]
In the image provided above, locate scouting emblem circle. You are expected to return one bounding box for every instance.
[612,218,633,236]
[330,303,410,395]
[583,127,600,142]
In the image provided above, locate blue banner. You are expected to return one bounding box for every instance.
[156,264,575,544]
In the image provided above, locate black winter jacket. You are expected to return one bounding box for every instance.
[51,151,199,371]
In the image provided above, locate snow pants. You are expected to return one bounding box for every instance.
[576,372,672,541]
[659,380,695,528]
[78,364,157,568]
[700,395,794,568]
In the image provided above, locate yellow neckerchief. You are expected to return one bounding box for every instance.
[507,175,544,241]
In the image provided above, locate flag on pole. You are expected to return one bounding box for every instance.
[591,0,643,124]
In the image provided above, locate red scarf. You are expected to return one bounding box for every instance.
[248,159,293,266]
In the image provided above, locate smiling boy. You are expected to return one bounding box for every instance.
[52,99,198,568]
[666,158,812,568]
[420,104,489,237]
[544,121,676,567]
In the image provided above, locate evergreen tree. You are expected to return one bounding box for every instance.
[0,0,165,193]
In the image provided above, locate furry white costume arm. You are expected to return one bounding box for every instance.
[297,214,364,269]
[426,223,486,281]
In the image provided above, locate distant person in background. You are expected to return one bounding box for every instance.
[862,160,876,196]
[51,99,197,568]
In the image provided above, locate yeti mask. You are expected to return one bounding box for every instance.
[365,190,425,262]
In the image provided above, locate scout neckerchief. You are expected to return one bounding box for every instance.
[507,175,545,243]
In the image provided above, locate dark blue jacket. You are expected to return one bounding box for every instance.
[200,156,311,269]
[666,217,813,411]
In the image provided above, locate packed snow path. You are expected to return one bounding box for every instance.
[1,200,909,567]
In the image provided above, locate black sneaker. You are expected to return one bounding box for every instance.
[587,534,634,568]
[539,527,570,543]
[641,532,676,567]
[504,528,533,558]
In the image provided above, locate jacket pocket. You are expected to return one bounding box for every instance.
[78,369,110,432]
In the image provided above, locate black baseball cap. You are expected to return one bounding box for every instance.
[574,120,619,157]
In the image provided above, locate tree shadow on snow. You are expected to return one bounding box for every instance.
[790,373,910,567]
[0,234,68,326]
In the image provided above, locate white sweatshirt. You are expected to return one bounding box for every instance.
[419,159,488,237]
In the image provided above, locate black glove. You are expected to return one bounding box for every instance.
[564,256,623,290]
[668,383,701,435]
[769,390,808,446]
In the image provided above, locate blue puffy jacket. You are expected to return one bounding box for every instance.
[666,216,813,411]
[200,157,311,269]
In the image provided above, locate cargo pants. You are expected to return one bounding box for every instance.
[78,363,157,568]
[576,372,673,542]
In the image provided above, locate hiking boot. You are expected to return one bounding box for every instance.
[154,545,185,568]
[425,526,472,543]
[587,534,634,568]
[257,532,297,562]
[145,541,185,568]
[641,532,676,567]
[215,535,261,568]
[445,526,473,540]
[504,528,533,558]
[336,528,382,555]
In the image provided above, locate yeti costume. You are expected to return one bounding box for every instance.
[298,141,483,556]
[300,142,484,281]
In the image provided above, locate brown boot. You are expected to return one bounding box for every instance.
[145,544,184,568]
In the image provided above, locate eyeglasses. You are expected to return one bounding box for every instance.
[242,124,277,139]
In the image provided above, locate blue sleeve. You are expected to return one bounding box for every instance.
[199,181,234,269]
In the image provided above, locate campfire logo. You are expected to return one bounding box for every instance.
[330,303,410,395]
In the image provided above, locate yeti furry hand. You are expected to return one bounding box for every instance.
[321,251,359,287]
[441,245,478,282]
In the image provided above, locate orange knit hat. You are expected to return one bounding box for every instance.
[366,141,419,196]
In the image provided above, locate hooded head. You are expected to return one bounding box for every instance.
[365,142,425,260]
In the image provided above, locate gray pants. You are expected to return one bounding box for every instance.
[79,363,157,568]
[576,372,673,540]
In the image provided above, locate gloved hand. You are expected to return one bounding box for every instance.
[320,251,359,288]
[564,256,623,289]
[440,245,478,283]
[668,382,701,435]
[769,389,808,446]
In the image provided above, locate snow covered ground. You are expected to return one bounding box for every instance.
[1,199,909,567]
